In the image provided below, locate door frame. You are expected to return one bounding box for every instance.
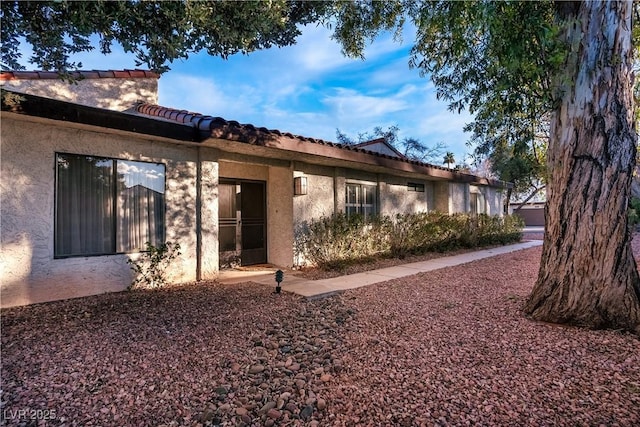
[218,178,267,268]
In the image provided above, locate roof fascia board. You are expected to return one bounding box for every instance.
[1,90,202,143]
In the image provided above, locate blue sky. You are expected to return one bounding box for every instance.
[27,24,474,163]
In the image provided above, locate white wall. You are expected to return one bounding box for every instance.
[0,115,216,307]
[1,77,158,111]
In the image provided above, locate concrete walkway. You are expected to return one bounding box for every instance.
[218,240,543,299]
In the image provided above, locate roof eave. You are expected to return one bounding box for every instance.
[1,90,201,142]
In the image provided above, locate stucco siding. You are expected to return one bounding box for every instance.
[267,166,294,267]
[486,187,505,216]
[293,164,336,224]
[379,175,431,215]
[1,78,158,111]
[199,149,220,279]
[0,116,199,307]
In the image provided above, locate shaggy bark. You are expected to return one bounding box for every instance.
[525,1,640,333]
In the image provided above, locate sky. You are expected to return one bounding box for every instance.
[24,24,475,164]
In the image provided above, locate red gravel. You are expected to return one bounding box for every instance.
[2,237,639,426]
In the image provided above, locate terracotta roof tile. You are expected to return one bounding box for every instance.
[131,102,476,176]
[0,69,159,81]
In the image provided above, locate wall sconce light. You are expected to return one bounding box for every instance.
[294,176,308,195]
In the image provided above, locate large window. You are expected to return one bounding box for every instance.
[55,153,165,257]
[346,183,377,219]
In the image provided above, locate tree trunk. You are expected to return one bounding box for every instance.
[524,1,640,334]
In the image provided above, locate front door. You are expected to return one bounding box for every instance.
[219,180,267,268]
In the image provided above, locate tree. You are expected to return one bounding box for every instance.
[523,1,640,332]
[1,0,329,74]
[443,151,455,169]
[336,125,447,163]
[328,0,640,333]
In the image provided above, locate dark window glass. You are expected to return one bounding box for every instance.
[55,153,165,257]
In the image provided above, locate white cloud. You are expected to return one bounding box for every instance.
[322,88,408,119]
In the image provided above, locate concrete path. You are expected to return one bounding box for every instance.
[218,240,543,299]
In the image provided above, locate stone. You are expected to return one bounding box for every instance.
[248,364,265,374]
[240,414,252,424]
[259,401,276,414]
[320,374,332,382]
[235,407,248,416]
[317,398,327,411]
[266,409,282,420]
[285,402,298,413]
[300,405,314,420]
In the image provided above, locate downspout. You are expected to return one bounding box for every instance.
[196,146,202,281]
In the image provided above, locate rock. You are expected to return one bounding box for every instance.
[248,364,265,374]
[230,363,241,372]
[235,407,248,416]
[259,401,276,414]
[313,367,325,375]
[276,398,285,409]
[240,414,252,424]
[285,402,298,413]
[218,403,231,412]
[317,398,326,411]
[295,379,306,389]
[320,374,332,382]
[279,392,291,401]
[300,405,314,420]
[289,363,301,371]
[266,408,282,420]
[265,420,274,427]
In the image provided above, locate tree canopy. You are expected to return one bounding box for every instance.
[1,0,329,74]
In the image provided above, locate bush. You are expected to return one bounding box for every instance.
[628,197,640,230]
[127,241,182,290]
[295,212,524,270]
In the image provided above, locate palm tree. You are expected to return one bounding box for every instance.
[443,151,455,169]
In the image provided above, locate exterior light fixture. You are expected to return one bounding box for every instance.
[294,176,308,195]
[275,269,284,294]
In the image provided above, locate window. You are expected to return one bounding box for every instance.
[407,182,425,192]
[55,153,165,257]
[346,183,377,219]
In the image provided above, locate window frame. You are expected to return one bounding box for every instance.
[407,182,426,192]
[54,152,167,259]
[345,182,377,219]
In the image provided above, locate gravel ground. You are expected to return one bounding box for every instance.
[2,235,639,426]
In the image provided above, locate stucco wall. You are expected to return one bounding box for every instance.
[293,164,337,224]
[486,187,505,216]
[199,149,220,279]
[0,77,158,111]
[0,115,202,307]
[268,166,294,267]
[379,175,432,215]
[434,182,451,213]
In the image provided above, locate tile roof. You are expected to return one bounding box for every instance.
[132,102,462,174]
[0,69,159,81]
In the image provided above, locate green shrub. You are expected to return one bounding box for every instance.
[628,197,640,230]
[295,212,524,270]
[127,241,182,290]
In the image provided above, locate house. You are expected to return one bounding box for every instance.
[509,202,546,226]
[0,70,511,307]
